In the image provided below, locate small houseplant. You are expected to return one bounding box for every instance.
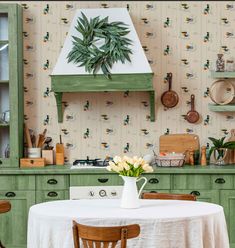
[208,137,235,165]
[107,156,153,208]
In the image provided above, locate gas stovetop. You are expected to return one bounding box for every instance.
[70,157,110,169]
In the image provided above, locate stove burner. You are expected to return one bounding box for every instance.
[72,156,111,167]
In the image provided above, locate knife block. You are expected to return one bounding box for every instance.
[56,143,64,165]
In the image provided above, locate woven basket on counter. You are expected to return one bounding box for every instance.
[154,155,185,167]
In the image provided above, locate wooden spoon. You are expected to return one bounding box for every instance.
[161,73,179,108]
[186,94,199,123]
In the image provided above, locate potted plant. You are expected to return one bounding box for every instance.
[106,156,153,208]
[208,137,235,165]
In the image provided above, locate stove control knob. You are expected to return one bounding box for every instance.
[89,191,95,197]
[99,190,107,197]
[111,191,117,196]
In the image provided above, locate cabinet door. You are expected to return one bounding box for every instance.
[0,191,35,247]
[36,190,69,203]
[220,190,235,247]
[171,189,219,204]
[0,3,23,168]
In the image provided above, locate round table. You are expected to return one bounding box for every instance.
[27,199,229,248]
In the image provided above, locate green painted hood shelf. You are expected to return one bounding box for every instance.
[51,8,155,123]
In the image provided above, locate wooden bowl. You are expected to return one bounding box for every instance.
[209,80,235,105]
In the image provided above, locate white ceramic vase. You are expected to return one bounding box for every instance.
[120,175,147,209]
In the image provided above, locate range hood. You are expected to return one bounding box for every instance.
[51,8,154,123]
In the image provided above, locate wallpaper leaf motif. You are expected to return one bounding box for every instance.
[6,0,235,162]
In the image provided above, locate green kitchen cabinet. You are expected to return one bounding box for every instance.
[0,191,35,248]
[36,190,69,203]
[0,3,23,168]
[138,174,171,190]
[172,174,212,189]
[171,190,220,203]
[220,190,235,248]
[36,175,69,190]
[35,175,69,203]
[70,174,123,186]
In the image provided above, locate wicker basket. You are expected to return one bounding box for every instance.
[154,156,185,167]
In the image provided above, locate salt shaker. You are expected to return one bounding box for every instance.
[216,54,225,72]
[189,149,194,165]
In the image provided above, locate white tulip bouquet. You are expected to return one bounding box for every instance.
[106,156,153,177]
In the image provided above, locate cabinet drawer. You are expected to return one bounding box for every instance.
[138,175,171,190]
[211,175,234,189]
[36,175,69,190]
[173,175,211,189]
[36,190,69,203]
[70,174,122,186]
[171,189,219,204]
[0,175,35,190]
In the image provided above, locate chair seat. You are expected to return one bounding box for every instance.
[0,201,11,214]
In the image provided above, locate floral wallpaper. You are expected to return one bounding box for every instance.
[3,1,235,163]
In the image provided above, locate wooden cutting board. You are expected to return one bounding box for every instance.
[159,134,200,163]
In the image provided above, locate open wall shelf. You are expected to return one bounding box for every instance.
[211,71,235,78]
[208,103,235,112]
[209,71,235,112]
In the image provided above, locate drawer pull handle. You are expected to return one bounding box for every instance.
[150,191,157,193]
[47,191,58,197]
[30,160,34,164]
[215,178,225,184]
[148,178,159,184]
[5,192,16,198]
[98,178,109,183]
[47,179,58,185]
[190,191,200,196]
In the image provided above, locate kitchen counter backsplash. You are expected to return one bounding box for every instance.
[2,1,235,163]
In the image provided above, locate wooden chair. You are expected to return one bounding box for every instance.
[142,192,196,201]
[73,221,140,248]
[0,201,11,248]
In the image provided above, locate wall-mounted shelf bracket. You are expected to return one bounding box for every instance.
[149,90,155,121]
[54,92,63,123]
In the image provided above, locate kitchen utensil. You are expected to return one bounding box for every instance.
[36,129,47,148]
[30,133,36,148]
[186,94,199,123]
[159,134,200,164]
[161,73,179,108]
[24,124,32,148]
[209,80,235,105]
[44,137,52,149]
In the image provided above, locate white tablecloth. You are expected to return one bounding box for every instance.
[27,199,229,248]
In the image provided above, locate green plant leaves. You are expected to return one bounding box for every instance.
[67,12,132,79]
[208,136,235,160]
